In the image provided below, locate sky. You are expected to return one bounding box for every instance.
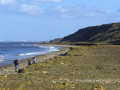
[0,0,120,41]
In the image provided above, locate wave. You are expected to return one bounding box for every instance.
[18,46,59,56]
[0,45,60,64]
[0,60,5,62]
[0,55,6,60]
[48,46,59,51]
[18,52,42,56]
[0,55,9,62]
[0,55,5,57]
[38,46,59,51]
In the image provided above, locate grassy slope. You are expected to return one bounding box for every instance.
[0,45,120,89]
[61,22,120,43]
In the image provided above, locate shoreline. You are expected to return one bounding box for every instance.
[0,45,120,89]
[0,44,64,67]
[0,45,70,75]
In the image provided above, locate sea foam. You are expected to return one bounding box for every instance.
[18,46,59,57]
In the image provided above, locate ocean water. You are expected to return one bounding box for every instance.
[0,42,59,66]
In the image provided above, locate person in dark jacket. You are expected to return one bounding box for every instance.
[28,59,32,65]
[13,59,19,72]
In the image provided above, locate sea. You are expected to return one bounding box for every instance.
[0,42,60,66]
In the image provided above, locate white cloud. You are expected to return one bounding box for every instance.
[0,0,118,19]
[0,0,15,5]
[0,0,62,15]
[19,4,45,15]
[0,0,17,13]
[51,5,115,19]
[18,0,62,4]
[41,0,62,2]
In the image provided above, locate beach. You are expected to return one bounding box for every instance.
[0,45,70,75]
[0,45,120,89]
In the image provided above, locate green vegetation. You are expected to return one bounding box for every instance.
[60,22,120,43]
[0,45,120,89]
[50,38,62,43]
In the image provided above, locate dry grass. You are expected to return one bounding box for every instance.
[0,45,120,89]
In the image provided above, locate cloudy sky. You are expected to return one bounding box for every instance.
[0,0,120,41]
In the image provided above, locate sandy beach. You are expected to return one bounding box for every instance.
[0,45,70,75]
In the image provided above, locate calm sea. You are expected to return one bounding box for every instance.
[0,42,59,66]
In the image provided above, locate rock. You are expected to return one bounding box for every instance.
[94,85,105,90]
[18,68,26,73]
[42,71,48,74]
[0,75,7,79]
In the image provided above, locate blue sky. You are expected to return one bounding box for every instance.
[0,0,120,41]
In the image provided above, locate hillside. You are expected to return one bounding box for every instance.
[60,22,120,43]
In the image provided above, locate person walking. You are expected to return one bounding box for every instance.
[28,59,32,65]
[13,59,19,72]
[32,57,36,64]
